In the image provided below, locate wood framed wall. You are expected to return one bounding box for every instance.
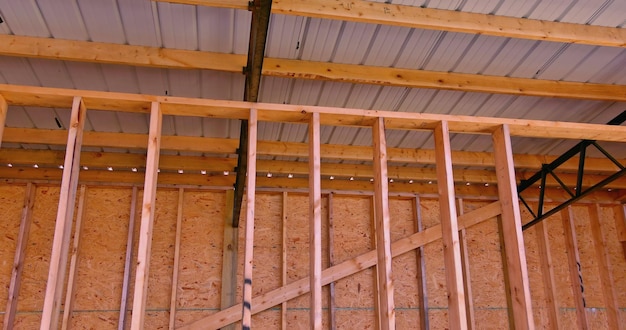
[0,85,624,329]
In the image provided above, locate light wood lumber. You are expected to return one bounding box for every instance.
[561,206,589,330]
[40,96,86,330]
[241,108,258,330]
[534,220,560,330]
[118,186,139,330]
[614,204,626,260]
[492,124,535,329]
[130,102,163,329]
[1,148,625,191]
[178,201,502,329]
[281,191,288,330]
[0,166,619,202]
[60,185,87,330]
[168,188,185,330]
[264,57,626,102]
[219,189,237,330]
[3,34,626,101]
[2,129,624,174]
[456,199,475,330]
[3,182,36,330]
[496,215,515,330]
[372,117,396,330]
[369,197,381,330]
[412,197,429,330]
[0,94,6,147]
[433,120,467,328]
[158,0,626,48]
[327,193,337,330]
[0,34,244,73]
[588,204,622,330]
[2,84,626,141]
[308,112,323,329]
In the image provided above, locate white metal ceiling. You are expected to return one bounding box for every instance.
[0,0,624,159]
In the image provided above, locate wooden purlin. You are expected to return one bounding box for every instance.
[3,183,36,330]
[433,121,467,329]
[156,0,626,48]
[178,201,502,329]
[2,35,626,101]
[40,96,86,330]
[1,131,624,175]
[130,102,163,329]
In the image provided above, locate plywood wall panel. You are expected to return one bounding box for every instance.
[0,184,26,326]
[599,206,626,326]
[15,185,59,325]
[420,198,449,329]
[521,205,550,328]
[175,190,225,327]
[284,193,329,320]
[332,196,376,327]
[69,187,131,329]
[388,198,421,325]
[0,182,624,329]
[571,205,604,308]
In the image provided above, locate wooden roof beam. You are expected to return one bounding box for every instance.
[155,0,626,48]
[1,85,625,141]
[2,128,624,173]
[1,36,625,101]
[1,149,626,189]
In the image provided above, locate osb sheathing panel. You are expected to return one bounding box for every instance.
[600,206,626,325]
[174,190,225,327]
[463,200,509,329]
[419,198,448,329]
[69,187,132,329]
[0,184,27,327]
[15,185,60,328]
[332,196,376,329]
[388,198,421,325]
[283,193,329,328]
[2,182,625,329]
[521,207,550,329]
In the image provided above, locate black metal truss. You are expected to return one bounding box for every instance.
[520,110,626,231]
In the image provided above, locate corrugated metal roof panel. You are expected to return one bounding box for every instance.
[332,22,377,64]
[300,18,342,62]
[198,7,250,53]
[156,2,198,50]
[0,0,49,37]
[77,0,126,43]
[117,0,160,47]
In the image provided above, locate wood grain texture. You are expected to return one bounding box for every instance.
[130,102,163,329]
